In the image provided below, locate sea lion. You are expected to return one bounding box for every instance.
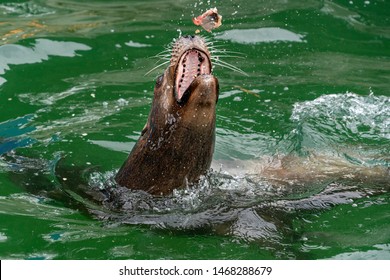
[115,35,219,195]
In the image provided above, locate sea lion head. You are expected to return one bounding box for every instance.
[152,35,218,118]
[115,35,219,195]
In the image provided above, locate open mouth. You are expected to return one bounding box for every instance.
[174,49,211,102]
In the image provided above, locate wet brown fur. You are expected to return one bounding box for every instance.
[115,36,219,195]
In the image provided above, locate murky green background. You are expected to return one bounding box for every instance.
[0,0,389,259]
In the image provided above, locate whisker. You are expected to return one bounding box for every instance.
[204,38,248,76]
[205,40,227,49]
[148,51,171,60]
[213,54,246,59]
[144,60,170,76]
[206,42,228,47]
[205,41,223,47]
[212,59,248,76]
[154,52,171,57]
[145,35,248,77]
[153,49,171,56]
[150,54,171,60]
[211,49,246,56]
[154,57,171,66]
[201,35,214,43]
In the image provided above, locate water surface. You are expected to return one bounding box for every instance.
[0,0,389,259]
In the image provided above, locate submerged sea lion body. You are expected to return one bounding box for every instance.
[115,35,219,195]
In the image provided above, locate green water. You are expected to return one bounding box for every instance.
[0,0,389,260]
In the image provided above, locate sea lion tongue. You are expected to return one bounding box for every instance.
[175,49,211,101]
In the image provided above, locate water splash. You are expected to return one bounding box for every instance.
[53,159,383,243]
[290,92,390,148]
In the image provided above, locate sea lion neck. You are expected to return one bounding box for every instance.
[115,35,219,195]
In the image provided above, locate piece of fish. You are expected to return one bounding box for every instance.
[192,7,222,32]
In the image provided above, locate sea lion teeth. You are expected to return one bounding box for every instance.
[175,49,211,101]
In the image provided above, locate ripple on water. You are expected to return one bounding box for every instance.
[0,39,91,86]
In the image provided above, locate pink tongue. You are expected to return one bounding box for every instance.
[176,50,203,100]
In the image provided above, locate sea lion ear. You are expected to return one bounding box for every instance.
[155,74,164,89]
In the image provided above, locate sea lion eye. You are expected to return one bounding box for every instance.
[155,74,164,88]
